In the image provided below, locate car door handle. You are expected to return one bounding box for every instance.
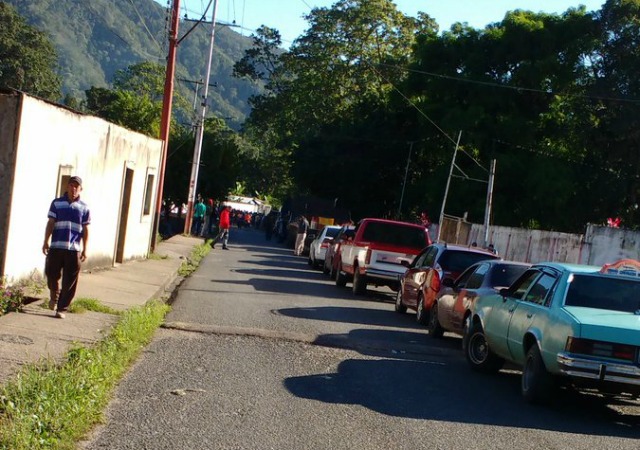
[508,308,516,313]
[526,313,533,319]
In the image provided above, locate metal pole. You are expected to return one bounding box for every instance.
[184,0,219,235]
[483,159,496,247]
[437,130,462,242]
[398,141,413,218]
[151,0,180,251]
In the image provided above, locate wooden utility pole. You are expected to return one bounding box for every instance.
[151,0,181,251]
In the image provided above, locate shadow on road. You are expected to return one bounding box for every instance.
[284,357,640,436]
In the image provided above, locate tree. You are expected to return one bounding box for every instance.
[0,2,61,100]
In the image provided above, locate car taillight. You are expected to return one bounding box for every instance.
[365,249,372,265]
[565,337,636,362]
[430,271,441,293]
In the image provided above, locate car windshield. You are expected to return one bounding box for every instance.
[439,250,497,274]
[325,228,340,238]
[564,274,640,312]
[361,222,427,250]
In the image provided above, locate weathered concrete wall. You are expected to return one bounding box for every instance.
[467,225,584,264]
[582,224,640,266]
[0,92,20,277]
[1,92,162,282]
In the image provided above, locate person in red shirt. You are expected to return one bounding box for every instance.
[212,205,231,249]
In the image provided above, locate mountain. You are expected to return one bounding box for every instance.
[4,0,261,126]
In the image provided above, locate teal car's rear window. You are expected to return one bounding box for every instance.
[565,274,640,312]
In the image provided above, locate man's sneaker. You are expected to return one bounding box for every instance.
[55,311,66,319]
[223,246,229,250]
[48,299,57,310]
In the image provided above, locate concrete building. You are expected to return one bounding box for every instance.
[0,89,163,282]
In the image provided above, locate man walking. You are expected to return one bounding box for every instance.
[294,215,309,256]
[42,176,91,319]
[212,205,231,250]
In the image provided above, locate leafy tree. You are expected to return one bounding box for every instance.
[0,1,61,100]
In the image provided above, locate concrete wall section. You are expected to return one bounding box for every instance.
[3,94,161,281]
[583,224,640,266]
[469,224,583,264]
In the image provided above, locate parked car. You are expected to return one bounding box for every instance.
[428,260,530,337]
[308,225,341,269]
[336,218,431,294]
[395,243,500,325]
[464,258,640,404]
[324,225,355,279]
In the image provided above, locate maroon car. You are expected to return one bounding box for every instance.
[395,243,500,325]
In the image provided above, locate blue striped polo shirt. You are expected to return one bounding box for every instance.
[48,194,91,251]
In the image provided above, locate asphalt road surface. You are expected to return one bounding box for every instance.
[82,227,640,449]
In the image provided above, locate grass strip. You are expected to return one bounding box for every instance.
[69,298,120,315]
[178,240,212,277]
[0,300,170,450]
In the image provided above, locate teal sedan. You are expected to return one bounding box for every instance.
[464,259,640,404]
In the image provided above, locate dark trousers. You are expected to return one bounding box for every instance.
[45,249,81,312]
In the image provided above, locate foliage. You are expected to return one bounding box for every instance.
[68,298,120,315]
[0,281,24,316]
[0,2,61,100]
[3,0,261,125]
[0,300,169,450]
[177,241,211,277]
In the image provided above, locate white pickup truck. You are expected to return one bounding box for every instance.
[335,218,431,295]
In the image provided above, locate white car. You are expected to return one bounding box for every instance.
[308,226,341,269]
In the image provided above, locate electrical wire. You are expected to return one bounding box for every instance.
[178,0,214,45]
[376,62,640,105]
[127,0,164,52]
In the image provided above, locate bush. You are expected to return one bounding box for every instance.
[0,282,25,316]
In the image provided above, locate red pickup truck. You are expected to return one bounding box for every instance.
[335,218,431,295]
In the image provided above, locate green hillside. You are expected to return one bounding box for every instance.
[4,0,260,125]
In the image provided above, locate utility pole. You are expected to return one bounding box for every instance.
[151,0,181,252]
[398,141,414,218]
[183,0,220,235]
[483,159,496,247]
[437,131,462,242]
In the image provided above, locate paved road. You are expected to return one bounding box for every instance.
[82,227,639,449]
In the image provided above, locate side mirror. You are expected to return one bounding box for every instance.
[400,259,410,268]
[499,287,510,301]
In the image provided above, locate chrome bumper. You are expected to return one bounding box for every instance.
[557,353,640,386]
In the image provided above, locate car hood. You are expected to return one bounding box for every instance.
[564,306,640,345]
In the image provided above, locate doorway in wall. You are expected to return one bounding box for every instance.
[116,168,134,263]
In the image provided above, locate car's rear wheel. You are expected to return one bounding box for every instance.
[522,345,555,404]
[335,262,347,287]
[427,302,444,338]
[395,289,407,313]
[322,258,330,275]
[352,267,367,295]
[464,322,504,373]
[416,293,429,325]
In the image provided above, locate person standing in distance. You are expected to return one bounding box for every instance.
[212,205,231,250]
[42,176,91,319]
[294,215,309,256]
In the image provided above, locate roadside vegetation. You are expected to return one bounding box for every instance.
[178,240,213,277]
[0,300,169,450]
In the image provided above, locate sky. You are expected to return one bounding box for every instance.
[165,0,608,46]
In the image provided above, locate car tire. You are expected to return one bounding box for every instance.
[416,293,429,325]
[335,262,347,287]
[322,258,330,275]
[394,289,407,313]
[522,345,555,404]
[464,322,504,373]
[427,302,444,338]
[352,267,367,295]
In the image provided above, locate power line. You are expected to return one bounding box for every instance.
[127,0,164,52]
[376,62,640,105]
